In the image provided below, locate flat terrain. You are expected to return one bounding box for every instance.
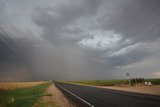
[66,78,160,86]
[56,82,160,107]
[0,82,45,90]
[70,83,160,95]
[97,85,160,95]
[0,82,57,107]
[34,83,76,107]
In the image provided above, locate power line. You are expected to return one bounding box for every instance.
[0,29,35,74]
[137,20,160,43]
[120,18,160,78]
[0,28,32,65]
[0,39,34,74]
[0,28,45,80]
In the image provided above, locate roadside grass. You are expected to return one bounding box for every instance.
[0,82,54,107]
[34,100,59,107]
[145,78,160,85]
[65,78,160,86]
[34,95,60,107]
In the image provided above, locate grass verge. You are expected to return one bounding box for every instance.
[0,82,52,107]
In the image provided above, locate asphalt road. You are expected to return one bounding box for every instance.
[56,82,160,107]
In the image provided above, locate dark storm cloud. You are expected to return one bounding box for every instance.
[0,0,160,81]
[93,0,160,71]
[0,29,42,81]
[100,0,160,42]
[0,2,45,81]
[31,0,103,45]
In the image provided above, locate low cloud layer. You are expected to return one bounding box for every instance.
[0,0,160,81]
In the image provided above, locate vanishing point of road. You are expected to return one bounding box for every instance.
[56,82,160,107]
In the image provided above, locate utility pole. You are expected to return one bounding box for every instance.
[126,73,130,85]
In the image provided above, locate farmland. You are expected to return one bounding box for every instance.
[65,80,122,86]
[0,81,59,107]
[145,78,160,85]
[64,78,160,86]
[0,82,45,90]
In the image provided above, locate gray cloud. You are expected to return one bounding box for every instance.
[31,0,103,44]
[0,0,160,81]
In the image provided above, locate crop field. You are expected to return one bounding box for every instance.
[67,80,122,86]
[0,82,55,107]
[0,82,45,90]
[65,78,160,86]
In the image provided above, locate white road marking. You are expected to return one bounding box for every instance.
[56,83,94,107]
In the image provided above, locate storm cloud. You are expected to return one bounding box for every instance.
[0,0,160,81]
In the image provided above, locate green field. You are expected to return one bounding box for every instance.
[0,82,56,107]
[67,80,122,86]
[145,78,160,85]
[65,78,160,86]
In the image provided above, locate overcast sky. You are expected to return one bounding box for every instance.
[0,0,160,82]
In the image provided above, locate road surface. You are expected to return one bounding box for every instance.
[55,82,160,107]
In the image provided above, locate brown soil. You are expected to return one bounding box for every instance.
[45,84,76,107]
[72,83,160,95]
[95,85,160,95]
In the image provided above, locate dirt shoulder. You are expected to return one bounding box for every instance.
[48,84,75,107]
[35,83,75,107]
[67,83,160,95]
[98,85,160,95]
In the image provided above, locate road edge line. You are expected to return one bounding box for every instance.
[55,83,94,107]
